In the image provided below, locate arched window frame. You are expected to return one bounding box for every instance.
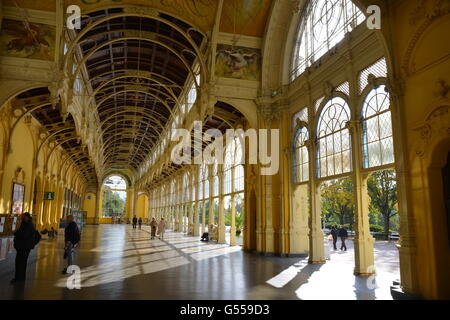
[360,80,395,169]
[316,95,353,179]
[293,124,310,184]
[290,0,365,81]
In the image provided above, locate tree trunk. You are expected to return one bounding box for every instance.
[384,214,390,241]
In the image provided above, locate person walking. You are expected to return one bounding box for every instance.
[150,218,158,240]
[330,226,338,251]
[138,217,143,230]
[11,213,37,284]
[63,215,81,275]
[157,218,166,240]
[338,225,348,251]
[132,216,138,229]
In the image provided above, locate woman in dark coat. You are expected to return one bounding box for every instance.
[12,213,36,283]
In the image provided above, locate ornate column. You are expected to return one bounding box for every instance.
[218,163,226,243]
[347,120,375,275]
[201,199,207,235]
[307,138,325,264]
[208,164,215,227]
[257,99,278,254]
[193,166,200,236]
[230,164,237,246]
[94,186,101,225]
[388,78,419,294]
[176,176,181,232]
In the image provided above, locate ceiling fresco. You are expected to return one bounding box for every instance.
[0,18,56,60]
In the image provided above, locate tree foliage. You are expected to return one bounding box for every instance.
[367,170,398,237]
[321,178,355,228]
[102,188,126,217]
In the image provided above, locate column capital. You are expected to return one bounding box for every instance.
[345,120,362,134]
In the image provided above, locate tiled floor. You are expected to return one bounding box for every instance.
[0,225,399,300]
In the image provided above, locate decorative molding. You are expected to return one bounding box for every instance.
[434,79,450,99]
[402,0,450,77]
[14,167,25,183]
[122,6,159,17]
[414,105,450,157]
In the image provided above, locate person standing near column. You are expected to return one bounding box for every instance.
[338,225,348,252]
[132,216,138,229]
[11,213,37,284]
[158,218,166,240]
[138,217,142,230]
[331,226,338,251]
[150,218,158,240]
[62,215,80,275]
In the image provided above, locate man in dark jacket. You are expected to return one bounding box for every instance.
[338,225,348,251]
[63,215,80,275]
[12,213,36,283]
[132,216,138,229]
[330,226,338,251]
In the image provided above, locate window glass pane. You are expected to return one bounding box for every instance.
[317,97,352,178]
[293,127,309,183]
[291,0,365,80]
[362,85,394,168]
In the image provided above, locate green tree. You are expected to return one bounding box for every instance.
[102,188,126,217]
[321,178,355,229]
[367,170,398,239]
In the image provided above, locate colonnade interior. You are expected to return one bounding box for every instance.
[0,0,449,300]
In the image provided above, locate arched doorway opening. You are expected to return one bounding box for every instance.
[102,176,128,223]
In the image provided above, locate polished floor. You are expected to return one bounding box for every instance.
[0,225,399,300]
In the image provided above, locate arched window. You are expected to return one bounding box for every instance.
[294,127,309,183]
[213,160,219,197]
[317,97,352,178]
[362,85,394,168]
[234,137,245,192]
[224,142,233,195]
[291,0,365,80]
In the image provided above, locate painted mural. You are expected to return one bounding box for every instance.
[215,44,261,81]
[67,0,218,32]
[220,0,272,37]
[0,19,56,61]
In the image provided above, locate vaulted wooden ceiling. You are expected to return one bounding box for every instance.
[76,8,205,172]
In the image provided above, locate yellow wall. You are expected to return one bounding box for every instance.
[83,192,96,224]
[388,0,450,299]
[1,119,34,214]
[136,194,148,219]
[0,100,87,230]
